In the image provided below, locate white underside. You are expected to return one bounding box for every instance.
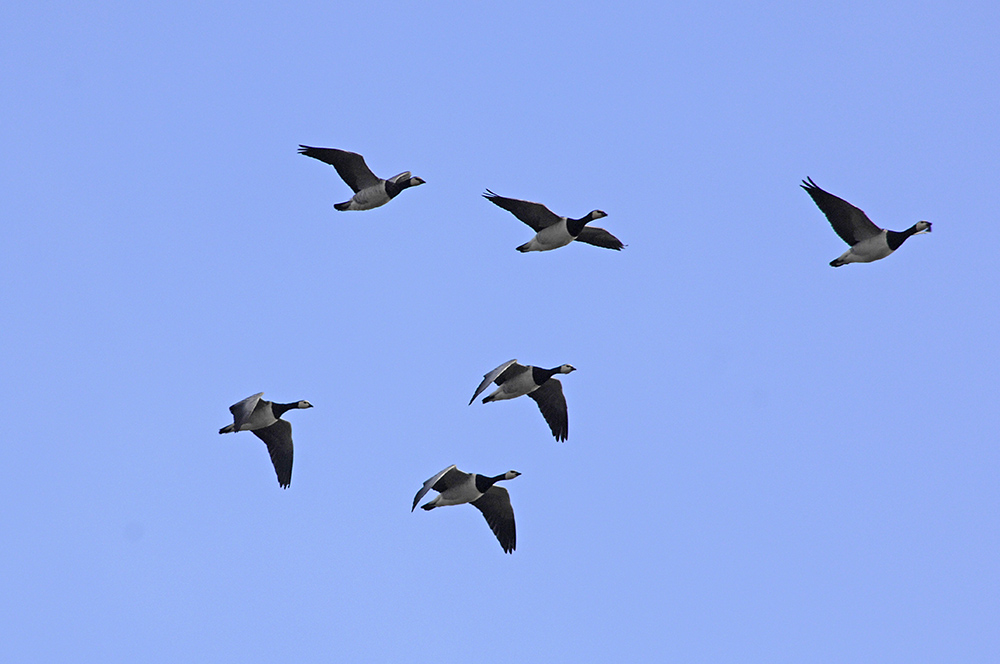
[426,478,483,508]
[486,371,538,401]
[343,183,391,210]
[237,407,277,431]
[835,231,892,264]
[521,218,574,252]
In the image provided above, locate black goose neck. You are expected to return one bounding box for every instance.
[474,474,503,493]
[384,179,402,199]
[531,366,560,385]
[886,225,919,251]
[384,178,416,199]
[565,215,593,237]
[271,402,298,418]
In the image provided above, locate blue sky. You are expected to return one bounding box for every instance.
[2,1,998,661]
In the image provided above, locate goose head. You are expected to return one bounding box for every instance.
[557,364,576,374]
[503,470,521,480]
[588,210,608,221]
[296,400,314,409]
[914,220,932,234]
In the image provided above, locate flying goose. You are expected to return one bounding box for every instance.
[299,145,425,211]
[801,177,932,267]
[470,360,575,442]
[483,190,623,252]
[412,465,520,553]
[218,392,313,488]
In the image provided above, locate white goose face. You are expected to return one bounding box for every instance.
[297,400,314,409]
[559,364,576,374]
[591,210,608,220]
[916,221,932,233]
[504,470,521,480]
[410,177,426,186]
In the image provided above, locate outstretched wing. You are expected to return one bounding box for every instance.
[251,419,294,488]
[299,146,380,192]
[229,392,264,431]
[471,486,516,553]
[469,359,521,404]
[576,226,624,250]
[412,465,471,511]
[483,190,562,231]
[527,379,569,442]
[801,177,882,246]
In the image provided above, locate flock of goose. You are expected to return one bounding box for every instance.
[217,146,933,554]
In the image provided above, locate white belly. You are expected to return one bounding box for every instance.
[348,184,391,210]
[432,479,483,507]
[487,371,538,400]
[840,232,892,264]
[240,405,277,431]
[524,219,575,251]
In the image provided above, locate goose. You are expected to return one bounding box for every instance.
[218,392,313,488]
[298,145,425,211]
[801,177,931,267]
[483,190,623,252]
[470,360,575,441]
[412,465,520,553]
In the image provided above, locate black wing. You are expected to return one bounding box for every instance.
[494,362,529,386]
[299,146,380,192]
[251,420,294,488]
[527,379,569,442]
[471,486,516,553]
[432,466,471,493]
[801,177,881,246]
[483,190,561,231]
[577,226,624,250]
[412,465,471,510]
[228,392,264,431]
[469,360,521,404]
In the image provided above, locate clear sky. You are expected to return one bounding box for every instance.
[2,1,998,661]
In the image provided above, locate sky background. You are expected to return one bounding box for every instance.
[2,1,998,661]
